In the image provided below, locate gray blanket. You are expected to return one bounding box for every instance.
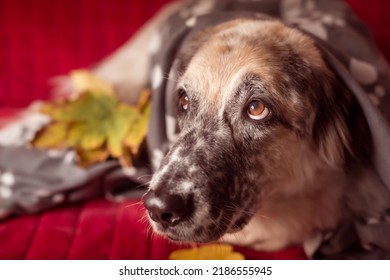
[0,0,389,259]
[147,0,390,259]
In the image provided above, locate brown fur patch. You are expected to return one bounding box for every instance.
[179,20,330,115]
[148,19,354,251]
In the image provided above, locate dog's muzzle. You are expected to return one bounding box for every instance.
[143,122,259,242]
[144,189,194,229]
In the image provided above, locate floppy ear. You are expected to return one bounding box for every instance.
[312,74,352,167]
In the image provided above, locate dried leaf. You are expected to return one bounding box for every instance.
[169,244,245,260]
[65,123,85,147]
[120,145,133,167]
[77,148,110,167]
[31,122,69,149]
[80,130,105,150]
[105,103,137,157]
[70,69,114,95]
[124,101,151,155]
[137,88,151,110]
[31,70,151,167]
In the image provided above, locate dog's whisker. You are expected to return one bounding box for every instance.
[137,212,150,225]
[147,225,158,241]
[136,175,153,183]
[123,200,144,209]
[255,214,272,220]
[134,180,152,189]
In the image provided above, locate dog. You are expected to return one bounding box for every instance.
[53,0,390,257]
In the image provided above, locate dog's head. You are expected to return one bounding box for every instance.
[144,19,351,243]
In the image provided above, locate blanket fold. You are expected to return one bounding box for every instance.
[0,0,389,259]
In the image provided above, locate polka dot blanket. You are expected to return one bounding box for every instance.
[0,0,389,259]
[147,0,390,259]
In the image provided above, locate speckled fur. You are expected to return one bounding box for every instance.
[146,19,357,250]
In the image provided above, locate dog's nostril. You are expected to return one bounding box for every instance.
[147,210,178,224]
[157,211,182,226]
[161,212,174,223]
[144,191,193,228]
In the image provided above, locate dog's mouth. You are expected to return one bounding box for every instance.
[153,220,247,243]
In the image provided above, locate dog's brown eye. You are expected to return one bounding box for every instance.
[179,91,189,111]
[247,100,269,120]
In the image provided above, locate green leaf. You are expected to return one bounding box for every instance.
[32,83,151,167]
[105,103,138,157]
[124,101,151,155]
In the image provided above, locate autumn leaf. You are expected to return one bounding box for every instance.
[80,129,105,150]
[77,148,110,167]
[31,70,152,167]
[169,244,245,260]
[32,122,69,149]
[137,88,152,110]
[69,69,115,95]
[124,100,151,155]
[105,103,138,157]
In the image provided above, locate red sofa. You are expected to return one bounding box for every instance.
[0,0,389,260]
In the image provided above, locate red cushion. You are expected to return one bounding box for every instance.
[344,0,390,59]
[0,0,389,108]
[0,197,307,260]
[0,0,389,260]
[0,0,173,108]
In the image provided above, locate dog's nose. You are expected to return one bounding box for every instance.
[143,191,191,227]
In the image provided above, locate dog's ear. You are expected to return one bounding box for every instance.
[312,74,352,167]
[284,52,353,167]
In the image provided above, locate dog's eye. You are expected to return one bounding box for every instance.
[247,100,269,120]
[178,90,189,111]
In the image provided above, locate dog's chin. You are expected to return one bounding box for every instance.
[165,232,215,243]
[157,227,224,243]
[151,216,250,243]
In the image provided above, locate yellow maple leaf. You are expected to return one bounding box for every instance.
[137,88,152,110]
[31,70,152,167]
[32,122,69,149]
[70,69,114,95]
[77,148,110,167]
[169,244,245,260]
[124,99,151,155]
[105,103,137,157]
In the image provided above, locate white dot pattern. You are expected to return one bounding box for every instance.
[151,65,163,90]
[0,187,12,199]
[0,171,15,186]
[350,58,378,85]
[185,16,197,27]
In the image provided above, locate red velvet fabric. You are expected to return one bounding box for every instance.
[0,197,307,260]
[0,0,390,108]
[0,0,389,260]
[0,0,173,108]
